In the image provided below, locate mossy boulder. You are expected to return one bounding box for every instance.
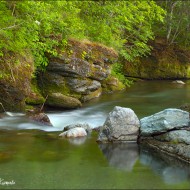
[124,39,190,79]
[46,93,82,109]
[37,39,121,109]
[0,82,26,112]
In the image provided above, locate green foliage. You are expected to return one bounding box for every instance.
[79,0,165,61]
[155,1,190,47]
[111,63,133,87]
[0,0,165,73]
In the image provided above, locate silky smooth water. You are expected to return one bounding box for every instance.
[0,80,190,189]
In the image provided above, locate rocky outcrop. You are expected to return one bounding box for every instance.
[59,127,87,138]
[139,108,190,163]
[124,39,190,79]
[97,106,140,143]
[38,39,124,109]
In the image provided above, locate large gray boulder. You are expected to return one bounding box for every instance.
[97,106,140,143]
[140,109,189,136]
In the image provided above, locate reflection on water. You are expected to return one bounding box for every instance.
[0,81,190,189]
[68,137,87,145]
[139,145,190,185]
[98,143,139,172]
[98,142,190,185]
[0,130,189,189]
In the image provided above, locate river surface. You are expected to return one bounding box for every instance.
[0,80,190,189]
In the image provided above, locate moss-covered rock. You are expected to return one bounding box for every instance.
[25,78,45,105]
[124,39,190,79]
[0,51,34,112]
[46,93,82,109]
[0,82,26,112]
[102,76,125,93]
[37,39,121,108]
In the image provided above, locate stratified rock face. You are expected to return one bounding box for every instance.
[97,106,140,143]
[140,109,189,136]
[37,39,123,109]
[46,93,82,109]
[59,127,87,138]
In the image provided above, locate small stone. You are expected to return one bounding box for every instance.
[59,127,87,138]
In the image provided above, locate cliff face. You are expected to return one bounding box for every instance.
[124,39,190,79]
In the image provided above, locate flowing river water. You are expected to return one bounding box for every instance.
[0,80,190,189]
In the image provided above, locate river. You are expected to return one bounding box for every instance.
[0,80,190,189]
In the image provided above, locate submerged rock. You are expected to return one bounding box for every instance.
[59,127,87,138]
[140,108,189,136]
[97,106,140,143]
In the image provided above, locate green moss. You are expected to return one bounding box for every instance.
[102,76,125,93]
[186,66,190,77]
[46,93,82,109]
[25,78,45,105]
